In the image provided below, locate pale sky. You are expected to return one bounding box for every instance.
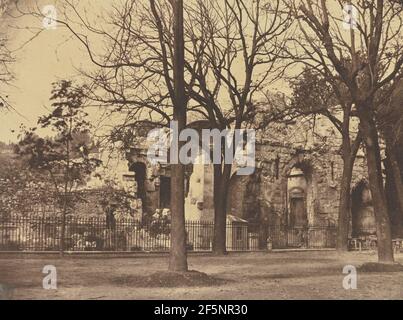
[0,0,96,143]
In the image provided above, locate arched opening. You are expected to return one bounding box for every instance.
[286,163,313,228]
[351,180,376,237]
[130,162,147,213]
[288,187,306,227]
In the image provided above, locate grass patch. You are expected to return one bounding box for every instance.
[111,270,227,288]
[358,262,403,273]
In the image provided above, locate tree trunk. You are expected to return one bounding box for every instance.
[359,109,394,263]
[336,157,354,252]
[385,141,403,221]
[169,0,188,272]
[212,163,231,255]
[169,151,188,271]
[337,133,361,252]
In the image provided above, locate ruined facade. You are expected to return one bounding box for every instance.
[99,114,378,238]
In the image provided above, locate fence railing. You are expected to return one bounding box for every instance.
[0,215,336,252]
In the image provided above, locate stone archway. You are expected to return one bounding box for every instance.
[288,186,307,227]
[281,155,317,227]
[351,180,376,237]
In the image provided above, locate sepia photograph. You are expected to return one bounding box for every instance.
[0,0,402,305]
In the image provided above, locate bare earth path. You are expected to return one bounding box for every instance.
[1,251,403,299]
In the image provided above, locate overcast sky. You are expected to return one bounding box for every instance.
[0,0,95,143]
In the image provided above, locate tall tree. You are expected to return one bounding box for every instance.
[291,68,362,251]
[169,0,188,272]
[287,0,403,263]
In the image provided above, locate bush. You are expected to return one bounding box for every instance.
[148,209,171,237]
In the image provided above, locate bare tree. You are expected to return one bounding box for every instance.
[290,68,362,251]
[181,0,291,254]
[287,0,403,263]
[63,0,190,270]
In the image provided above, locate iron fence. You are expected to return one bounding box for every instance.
[0,214,336,252]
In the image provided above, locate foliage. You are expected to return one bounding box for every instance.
[98,180,137,220]
[148,209,171,237]
[15,80,102,212]
[0,152,55,215]
[290,68,339,115]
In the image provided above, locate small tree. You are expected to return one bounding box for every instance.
[16,80,101,254]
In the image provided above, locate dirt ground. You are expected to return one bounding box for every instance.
[1,250,403,300]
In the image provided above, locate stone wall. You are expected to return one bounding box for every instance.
[226,141,368,228]
[117,117,371,230]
